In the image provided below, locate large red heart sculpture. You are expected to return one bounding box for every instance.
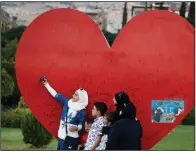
[16,8,194,150]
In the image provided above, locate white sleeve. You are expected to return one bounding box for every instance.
[77,125,82,131]
[44,82,57,97]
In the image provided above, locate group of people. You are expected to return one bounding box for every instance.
[40,76,143,150]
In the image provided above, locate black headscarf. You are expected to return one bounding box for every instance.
[120,102,136,120]
[114,91,131,115]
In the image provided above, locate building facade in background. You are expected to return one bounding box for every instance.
[0,2,191,33]
[132,2,190,18]
[76,6,107,31]
[0,4,106,32]
[0,6,18,32]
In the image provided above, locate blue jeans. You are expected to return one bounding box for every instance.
[57,139,64,150]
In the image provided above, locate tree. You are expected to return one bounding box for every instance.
[102,30,117,47]
[159,2,164,10]
[145,2,148,11]
[1,68,15,97]
[1,39,18,97]
[180,2,187,18]
[2,26,26,47]
[1,26,26,106]
[122,2,128,28]
[187,2,195,27]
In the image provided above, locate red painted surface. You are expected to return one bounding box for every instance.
[80,133,88,145]
[15,9,194,150]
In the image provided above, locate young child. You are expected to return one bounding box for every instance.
[84,118,94,132]
[84,102,108,150]
[95,112,117,150]
[40,76,88,150]
[78,118,94,150]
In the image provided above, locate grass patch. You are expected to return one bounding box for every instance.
[1,125,194,150]
[151,125,195,150]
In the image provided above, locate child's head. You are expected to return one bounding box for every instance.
[72,88,88,108]
[92,102,108,118]
[104,112,117,125]
[85,118,94,132]
[72,90,80,102]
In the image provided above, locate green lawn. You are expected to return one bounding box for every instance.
[151,125,195,150]
[1,125,195,150]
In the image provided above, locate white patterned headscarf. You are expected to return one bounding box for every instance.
[68,88,88,111]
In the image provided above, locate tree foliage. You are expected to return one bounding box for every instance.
[18,96,28,108]
[21,111,52,148]
[102,30,118,47]
[1,39,18,97]
[1,26,26,106]
[2,26,26,47]
[122,2,128,28]
[180,2,187,18]
[187,2,195,27]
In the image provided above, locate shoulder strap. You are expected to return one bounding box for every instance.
[65,109,68,137]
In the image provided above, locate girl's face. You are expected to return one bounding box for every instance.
[113,97,117,105]
[72,91,79,102]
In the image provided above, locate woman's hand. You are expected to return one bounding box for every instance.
[40,76,47,84]
[77,144,82,150]
[77,144,84,150]
[69,126,78,132]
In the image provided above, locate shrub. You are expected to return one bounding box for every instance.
[18,96,28,108]
[1,96,29,128]
[182,107,195,125]
[1,108,29,128]
[20,111,52,148]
